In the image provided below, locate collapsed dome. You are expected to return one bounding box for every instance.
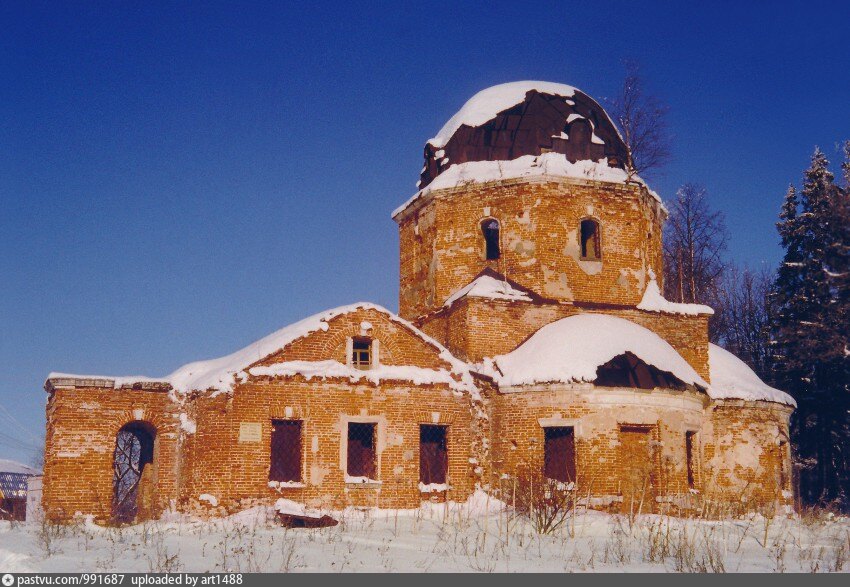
[420,81,628,189]
[489,313,707,390]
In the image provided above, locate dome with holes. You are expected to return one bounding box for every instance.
[419,81,629,189]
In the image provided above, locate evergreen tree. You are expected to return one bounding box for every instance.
[773,149,850,508]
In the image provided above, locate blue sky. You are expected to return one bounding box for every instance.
[1,1,849,464]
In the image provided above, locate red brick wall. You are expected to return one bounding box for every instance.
[397,177,666,319]
[42,307,482,519]
[42,386,180,521]
[255,308,450,371]
[702,400,794,508]
[489,386,707,510]
[181,380,476,511]
[419,298,710,379]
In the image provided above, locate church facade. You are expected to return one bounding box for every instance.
[42,82,795,523]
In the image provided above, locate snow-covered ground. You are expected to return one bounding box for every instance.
[2,495,848,573]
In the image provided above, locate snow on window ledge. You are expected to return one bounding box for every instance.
[268,480,307,489]
[345,475,382,485]
[418,482,450,493]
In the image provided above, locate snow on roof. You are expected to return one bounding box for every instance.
[0,459,40,476]
[429,81,578,149]
[637,274,714,316]
[392,153,663,219]
[443,274,533,307]
[248,360,470,392]
[708,344,796,406]
[485,314,708,390]
[47,303,478,397]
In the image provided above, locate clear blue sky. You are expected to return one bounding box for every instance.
[2,1,849,464]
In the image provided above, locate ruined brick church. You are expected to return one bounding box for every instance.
[42,82,796,522]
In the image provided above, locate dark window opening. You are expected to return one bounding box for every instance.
[580,219,601,260]
[567,119,594,160]
[270,420,302,483]
[347,422,377,480]
[595,352,687,391]
[419,425,448,485]
[685,431,697,489]
[112,422,156,524]
[543,426,576,484]
[351,338,372,370]
[779,440,789,489]
[481,219,500,260]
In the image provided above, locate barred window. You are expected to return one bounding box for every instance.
[419,425,448,485]
[347,422,377,480]
[543,426,576,484]
[351,338,372,370]
[270,420,302,483]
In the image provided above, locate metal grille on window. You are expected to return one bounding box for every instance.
[270,420,302,483]
[419,424,448,485]
[543,426,576,484]
[351,338,372,370]
[347,422,377,480]
[112,423,155,524]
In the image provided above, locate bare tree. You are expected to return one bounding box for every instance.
[663,184,729,326]
[607,61,672,178]
[713,264,776,382]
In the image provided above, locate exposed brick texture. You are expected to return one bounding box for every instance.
[42,173,793,521]
[397,177,665,319]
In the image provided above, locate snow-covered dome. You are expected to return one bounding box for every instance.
[708,344,796,406]
[418,81,628,190]
[485,314,707,390]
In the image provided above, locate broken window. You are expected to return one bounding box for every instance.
[112,422,156,524]
[351,338,372,370]
[419,425,448,485]
[580,218,601,260]
[543,426,576,483]
[347,422,377,480]
[270,420,302,483]
[481,219,500,260]
[685,431,697,489]
[595,352,687,390]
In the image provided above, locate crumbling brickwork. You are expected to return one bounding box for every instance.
[701,400,794,507]
[42,133,792,521]
[419,296,709,378]
[42,383,180,521]
[397,177,665,320]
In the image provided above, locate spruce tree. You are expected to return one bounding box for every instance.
[773,148,849,507]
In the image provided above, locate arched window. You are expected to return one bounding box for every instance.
[481,219,500,260]
[580,218,601,261]
[112,422,156,524]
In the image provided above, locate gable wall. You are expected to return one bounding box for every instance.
[256,308,449,371]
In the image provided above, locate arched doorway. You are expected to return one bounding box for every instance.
[111,422,156,524]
